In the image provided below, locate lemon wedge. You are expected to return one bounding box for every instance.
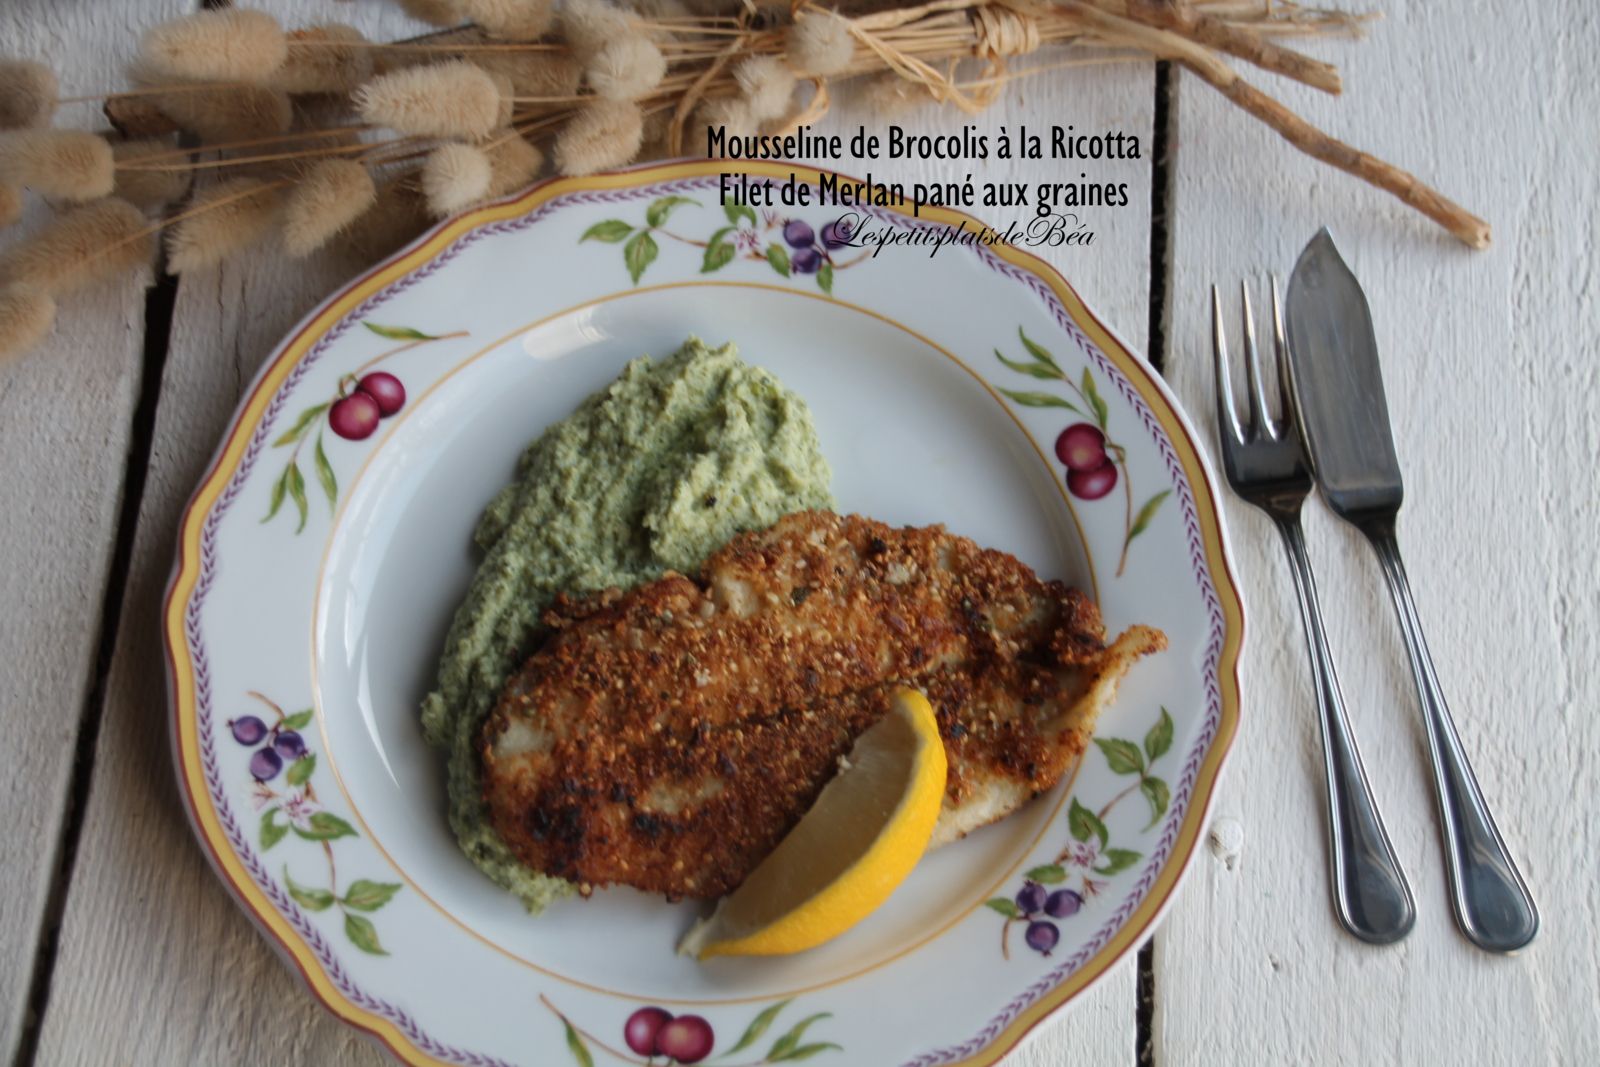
[678,688,947,959]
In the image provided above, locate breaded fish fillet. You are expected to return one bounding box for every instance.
[481,511,1165,899]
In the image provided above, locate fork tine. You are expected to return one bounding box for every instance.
[1211,285,1246,446]
[1270,275,1294,426]
[1240,281,1276,441]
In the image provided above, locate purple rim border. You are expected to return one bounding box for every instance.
[179,174,1226,1067]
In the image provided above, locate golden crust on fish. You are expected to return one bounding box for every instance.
[481,511,1165,898]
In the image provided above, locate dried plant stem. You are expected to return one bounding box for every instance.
[1119,0,1341,93]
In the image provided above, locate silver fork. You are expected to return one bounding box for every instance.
[1211,280,1415,944]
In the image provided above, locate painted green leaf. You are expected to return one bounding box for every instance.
[579,219,632,244]
[765,243,791,276]
[260,808,288,851]
[702,240,736,273]
[272,402,330,447]
[1081,369,1109,428]
[773,1044,843,1062]
[363,322,436,341]
[623,230,658,284]
[1145,707,1173,762]
[767,1013,831,1061]
[286,752,316,787]
[1069,797,1108,847]
[1094,737,1145,776]
[985,897,1022,918]
[1094,848,1142,876]
[998,388,1077,410]
[313,434,337,509]
[722,999,792,1057]
[562,1017,594,1067]
[286,462,308,534]
[344,911,387,955]
[284,868,335,911]
[645,195,696,227]
[724,201,758,228]
[1018,328,1063,374]
[294,811,357,842]
[282,709,314,731]
[1140,776,1171,829]
[995,349,1061,381]
[1128,490,1171,542]
[343,879,403,912]
[1026,864,1067,884]
[262,466,288,523]
[816,260,834,295]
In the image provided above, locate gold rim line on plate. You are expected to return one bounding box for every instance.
[308,278,1097,1004]
[165,158,1246,1067]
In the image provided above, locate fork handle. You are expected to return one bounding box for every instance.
[1364,524,1539,953]
[1275,517,1416,943]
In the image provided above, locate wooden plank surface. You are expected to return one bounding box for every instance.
[25,8,1158,1061]
[0,0,188,1060]
[1154,0,1600,1062]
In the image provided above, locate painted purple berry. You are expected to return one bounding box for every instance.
[329,391,381,441]
[1054,423,1108,472]
[820,218,854,248]
[230,716,268,745]
[783,219,814,249]
[655,1014,714,1063]
[357,372,406,417]
[274,730,307,761]
[1025,920,1060,955]
[1066,460,1119,501]
[791,246,822,274]
[1044,888,1084,919]
[1015,880,1047,915]
[623,1007,672,1057]
[249,747,283,781]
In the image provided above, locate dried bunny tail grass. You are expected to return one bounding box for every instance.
[482,130,543,198]
[733,55,796,122]
[345,179,430,263]
[489,72,516,128]
[638,106,671,159]
[139,9,288,84]
[471,51,581,97]
[166,178,282,272]
[0,130,114,201]
[0,183,20,227]
[396,0,466,28]
[861,72,930,120]
[0,60,58,129]
[283,160,376,257]
[785,10,853,77]
[421,142,491,217]
[274,24,375,94]
[585,35,667,102]
[562,0,636,61]
[459,0,554,41]
[0,197,151,295]
[696,97,759,147]
[554,99,642,176]
[628,0,691,19]
[355,61,504,138]
[134,62,294,143]
[0,285,55,361]
[112,138,192,210]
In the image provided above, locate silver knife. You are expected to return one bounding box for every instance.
[1284,229,1539,954]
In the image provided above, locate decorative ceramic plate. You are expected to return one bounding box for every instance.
[166,160,1243,1067]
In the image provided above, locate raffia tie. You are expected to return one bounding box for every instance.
[973,5,1042,60]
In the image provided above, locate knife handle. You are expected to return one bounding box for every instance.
[1366,525,1540,953]
[1275,517,1416,944]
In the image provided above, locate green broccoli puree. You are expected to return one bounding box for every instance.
[420,337,834,912]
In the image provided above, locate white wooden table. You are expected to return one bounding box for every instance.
[4,2,1596,1064]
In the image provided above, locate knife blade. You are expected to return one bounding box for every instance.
[1283,228,1404,518]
